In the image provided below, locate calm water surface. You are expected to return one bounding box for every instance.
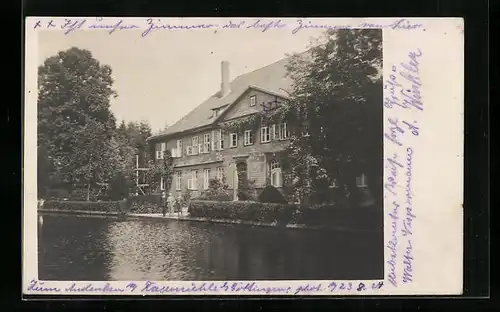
[38,214,383,281]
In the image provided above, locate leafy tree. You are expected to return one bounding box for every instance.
[37,47,119,193]
[280,29,383,206]
[145,149,174,194]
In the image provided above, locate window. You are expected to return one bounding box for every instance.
[211,131,216,151]
[230,132,238,148]
[250,95,257,107]
[188,170,198,190]
[156,142,166,159]
[203,133,211,153]
[278,123,289,140]
[216,167,225,181]
[217,130,224,150]
[356,174,368,187]
[175,172,182,191]
[270,160,282,187]
[188,136,199,156]
[160,177,165,191]
[176,140,183,157]
[203,169,211,189]
[260,126,271,143]
[244,130,253,146]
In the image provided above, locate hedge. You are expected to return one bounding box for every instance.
[43,200,121,213]
[128,195,163,214]
[188,200,382,230]
[188,200,296,225]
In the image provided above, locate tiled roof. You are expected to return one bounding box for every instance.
[149,55,294,139]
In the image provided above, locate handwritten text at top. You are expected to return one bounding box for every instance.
[32,18,425,37]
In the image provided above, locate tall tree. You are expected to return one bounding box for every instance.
[37,47,119,192]
[280,29,383,206]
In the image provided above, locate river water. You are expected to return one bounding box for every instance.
[38,214,383,281]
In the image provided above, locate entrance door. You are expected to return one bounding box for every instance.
[233,168,239,201]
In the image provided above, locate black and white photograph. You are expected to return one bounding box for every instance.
[24,17,464,296]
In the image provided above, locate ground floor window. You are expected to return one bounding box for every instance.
[203,169,211,189]
[216,167,225,181]
[160,177,165,190]
[356,173,368,187]
[270,160,282,187]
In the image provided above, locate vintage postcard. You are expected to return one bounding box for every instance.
[23,17,464,296]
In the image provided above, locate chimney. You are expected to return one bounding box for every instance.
[220,61,230,97]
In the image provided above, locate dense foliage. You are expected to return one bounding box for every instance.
[188,200,381,230]
[258,185,288,204]
[37,47,172,200]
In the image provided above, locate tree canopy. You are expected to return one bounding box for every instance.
[37,47,159,198]
[280,29,383,205]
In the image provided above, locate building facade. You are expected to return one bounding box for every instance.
[147,58,297,200]
[147,57,371,202]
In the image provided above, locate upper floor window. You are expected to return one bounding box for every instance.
[244,130,254,146]
[175,171,182,191]
[261,126,271,143]
[187,136,199,156]
[270,160,282,188]
[278,123,290,140]
[250,95,257,107]
[214,106,226,118]
[356,174,368,188]
[217,129,224,150]
[156,142,166,159]
[174,140,183,157]
[230,132,238,148]
[203,133,211,153]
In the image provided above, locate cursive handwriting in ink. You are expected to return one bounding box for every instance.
[384,117,405,146]
[387,201,399,287]
[292,19,351,34]
[402,240,414,283]
[402,147,416,236]
[88,19,139,34]
[65,282,124,292]
[246,19,286,32]
[220,281,291,294]
[61,19,87,35]
[27,279,61,292]
[142,18,218,37]
[294,283,322,295]
[399,49,423,111]
[385,153,404,196]
[223,20,246,29]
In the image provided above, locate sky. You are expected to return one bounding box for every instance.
[37,19,326,133]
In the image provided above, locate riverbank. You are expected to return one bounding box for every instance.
[38,209,380,233]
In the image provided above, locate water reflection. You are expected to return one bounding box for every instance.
[38,214,383,281]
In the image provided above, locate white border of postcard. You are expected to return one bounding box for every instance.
[23,17,464,296]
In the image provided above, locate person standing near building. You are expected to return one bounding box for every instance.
[167,192,175,215]
[161,191,167,217]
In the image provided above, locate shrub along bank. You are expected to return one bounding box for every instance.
[43,200,122,213]
[188,200,382,230]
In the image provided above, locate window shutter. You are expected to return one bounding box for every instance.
[271,124,276,140]
[211,131,216,151]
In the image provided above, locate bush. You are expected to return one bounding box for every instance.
[108,171,132,200]
[43,200,120,213]
[197,191,232,201]
[189,200,297,225]
[128,195,162,213]
[258,185,287,203]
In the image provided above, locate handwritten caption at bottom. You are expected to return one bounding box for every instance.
[384,48,422,287]
[27,279,384,295]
